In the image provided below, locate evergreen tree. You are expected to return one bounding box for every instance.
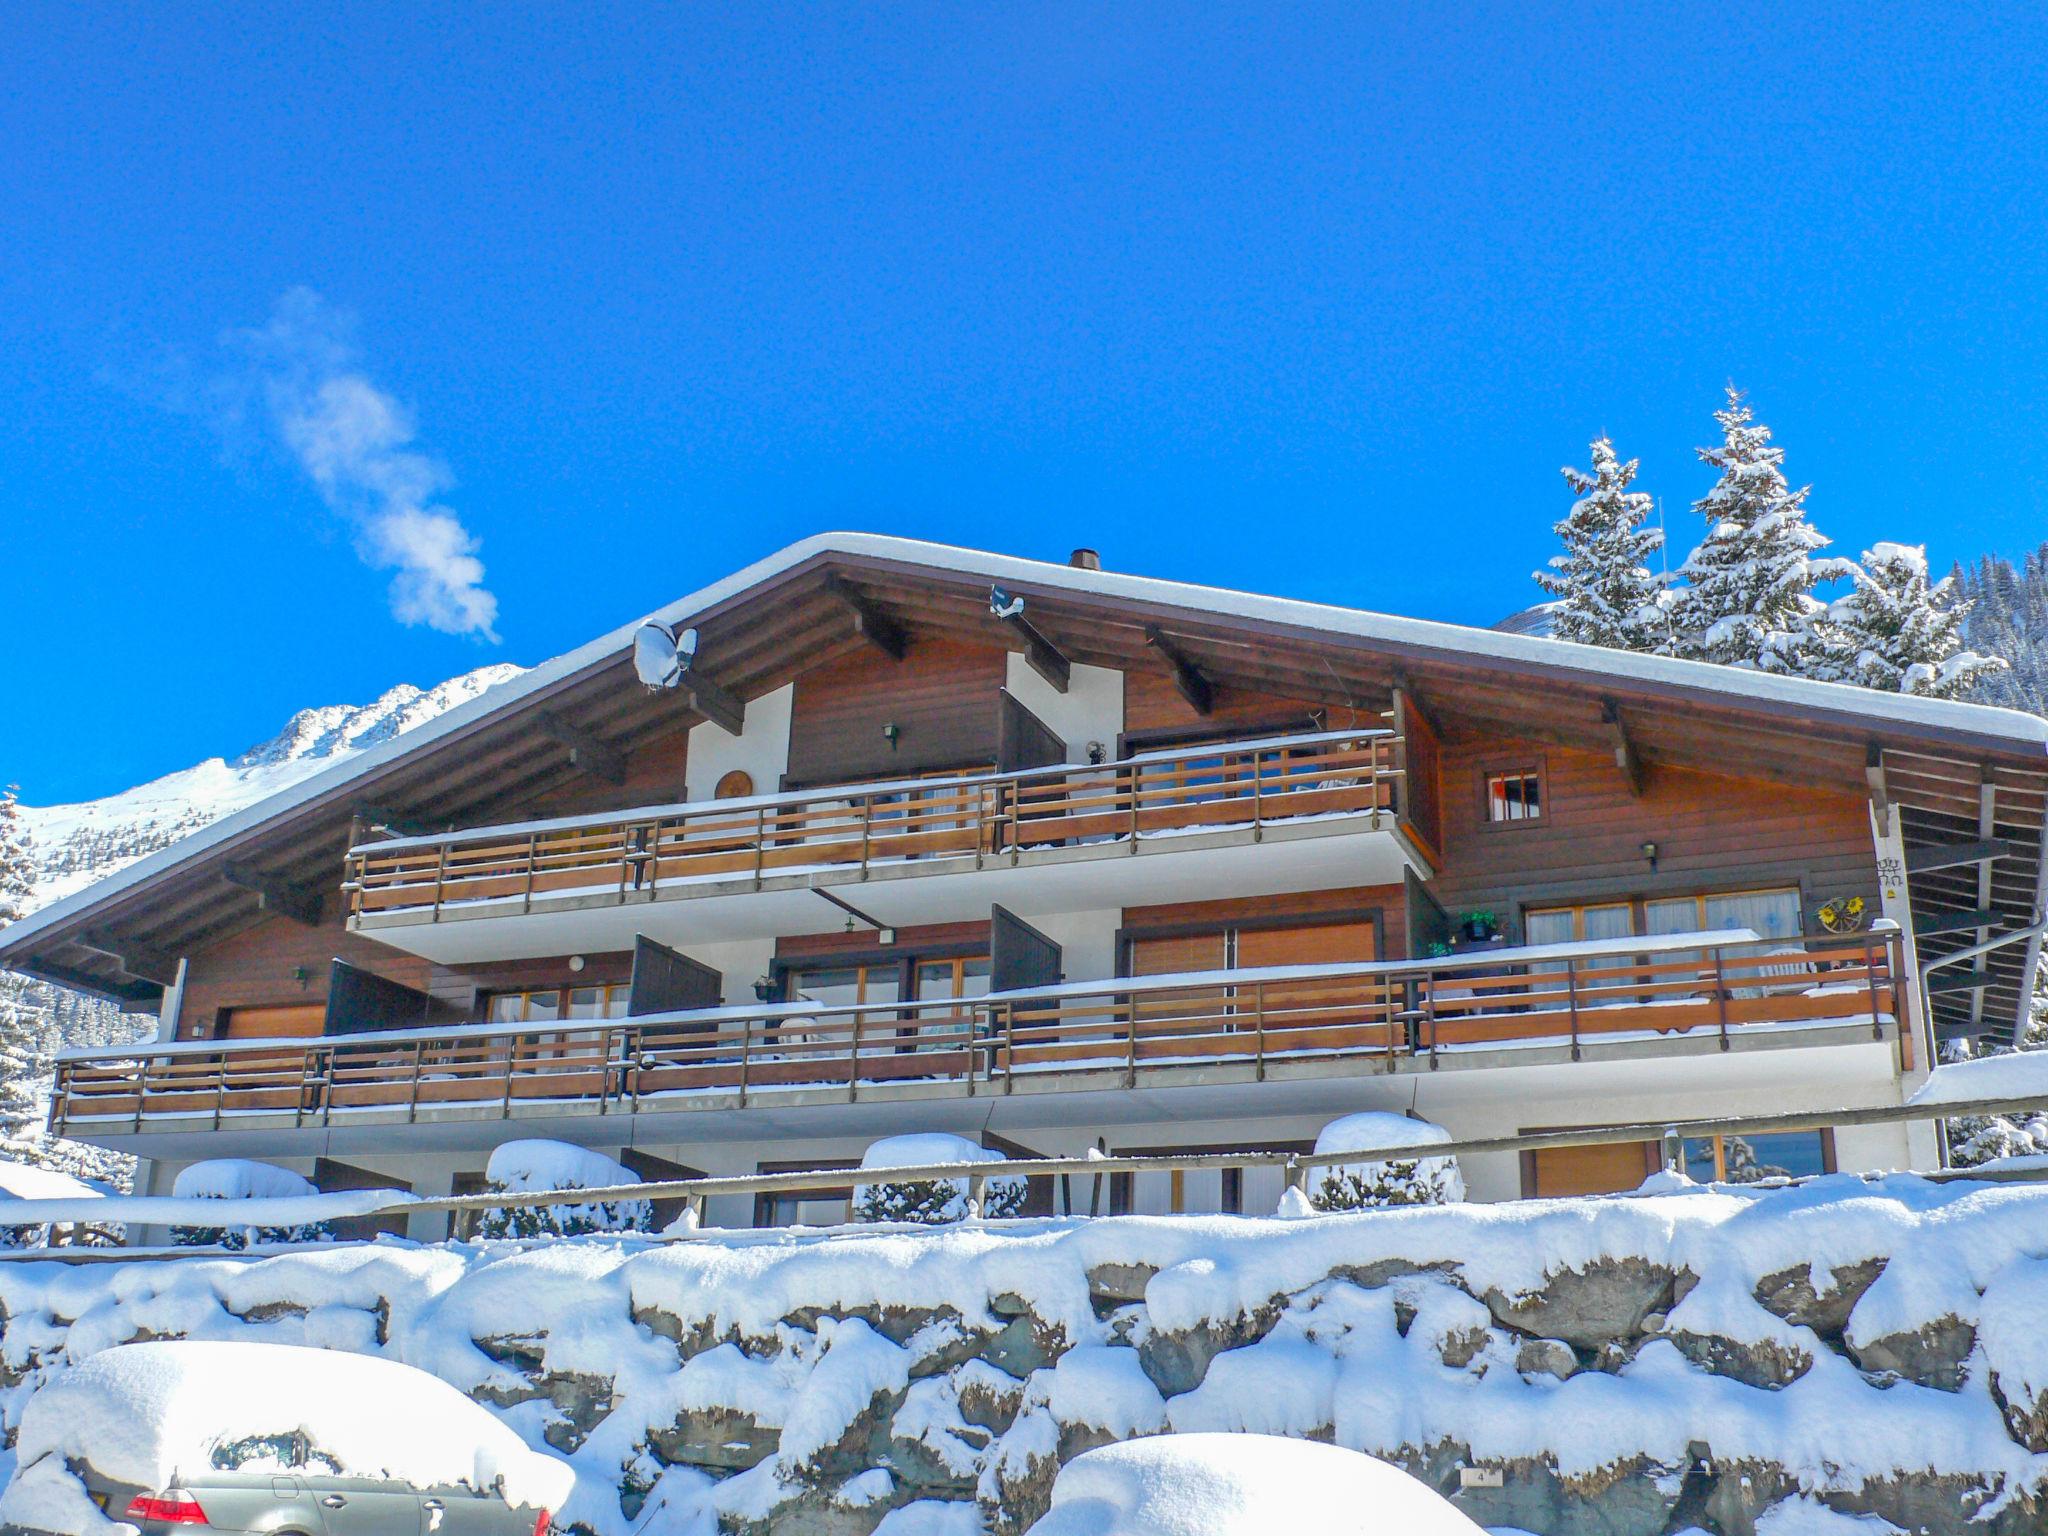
[0,789,49,1149]
[1953,544,2048,715]
[1945,971,2048,1168]
[1670,387,1850,672]
[1814,543,2007,699]
[1534,435,1671,652]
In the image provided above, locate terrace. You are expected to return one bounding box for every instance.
[53,927,1906,1144]
[341,728,1435,961]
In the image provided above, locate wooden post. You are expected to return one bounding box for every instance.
[1003,1003,1017,1095]
[1254,980,1267,1082]
[1566,958,1582,1062]
[848,1008,863,1101]
[1713,949,1731,1051]
[407,1040,424,1123]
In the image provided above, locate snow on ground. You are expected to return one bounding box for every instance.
[1029,1434,1484,1535]
[0,1340,571,1535]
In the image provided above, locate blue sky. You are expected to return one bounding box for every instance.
[6,5,2047,804]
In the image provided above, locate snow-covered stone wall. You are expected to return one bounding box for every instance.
[4,1174,2048,1536]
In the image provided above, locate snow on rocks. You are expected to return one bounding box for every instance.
[1311,1112,1465,1209]
[1,1173,2047,1534]
[0,1341,572,1534]
[1029,1433,1486,1535]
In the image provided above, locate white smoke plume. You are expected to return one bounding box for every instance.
[232,289,500,640]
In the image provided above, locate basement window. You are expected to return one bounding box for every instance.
[1485,767,1543,824]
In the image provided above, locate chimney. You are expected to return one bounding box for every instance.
[1069,548,1102,572]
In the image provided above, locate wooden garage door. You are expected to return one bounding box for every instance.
[1237,921,1376,968]
[220,1004,327,1041]
[1525,1141,1657,1198]
[1130,932,1228,977]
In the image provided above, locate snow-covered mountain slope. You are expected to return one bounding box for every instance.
[20,664,524,910]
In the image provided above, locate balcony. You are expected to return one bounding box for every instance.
[53,930,1905,1142]
[342,730,1429,962]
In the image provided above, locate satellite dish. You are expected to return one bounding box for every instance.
[989,585,1025,621]
[633,622,683,689]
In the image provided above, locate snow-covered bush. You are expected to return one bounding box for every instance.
[853,1132,1026,1224]
[170,1159,331,1250]
[1030,1433,1484,1535]
[1309,1112,1464,1210]
[476,1139,651,1239]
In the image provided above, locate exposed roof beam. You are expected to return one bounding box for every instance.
[13,957,159,1004]
[988,587,1071,693]
[1144,627,1213,716]
[354,804,441,839]
[1866,748,1892,837]
[679,670,745,737]
[73,931,179,988]
[1906,838,2012,874]
[537,711,627,787]
[825,576,907,661]
[1601,700,1645,798]
[221,862,323,928]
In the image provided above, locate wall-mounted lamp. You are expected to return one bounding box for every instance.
[290,965,309,988]
[881,721,901,750]
[752,976,778,1003]
[1640,840,1660,872]
[568,954,586,973]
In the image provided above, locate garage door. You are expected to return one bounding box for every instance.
[1525,1141,1657,1198]
[219,1004,327,1040]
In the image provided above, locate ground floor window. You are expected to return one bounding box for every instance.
[1680,1129,1832,1183]
[484,983,629,1024]
[753,1160,856,1228]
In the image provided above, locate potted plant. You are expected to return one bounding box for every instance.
[1459,910,1498,943]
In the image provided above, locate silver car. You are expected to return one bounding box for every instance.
[73,1467,547,1536]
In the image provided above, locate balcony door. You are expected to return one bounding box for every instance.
[1127,918,1377,1038]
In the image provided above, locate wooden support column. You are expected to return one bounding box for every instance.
[825,576,908,660]
[1865,747,1893,839]
[1144,627,1213,715]
[988,586,1070,693]
[537,711,628,786]
[221,862,324,927]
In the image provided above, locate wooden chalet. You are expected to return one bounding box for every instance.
[5,534,2045,1224]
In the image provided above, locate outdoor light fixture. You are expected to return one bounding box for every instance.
[881,722,900,749]
[1641,841,1660,871]
[752,976,777,1002]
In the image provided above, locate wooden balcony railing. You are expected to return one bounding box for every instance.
[343,729,1407,924]
[51,931,1904,1134]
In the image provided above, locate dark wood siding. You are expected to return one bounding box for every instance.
[177,908,444,1041]
[787,639,1006,785]
[1429,737,1878,937]
[1121,670,1334,746]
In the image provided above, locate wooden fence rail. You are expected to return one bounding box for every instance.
[343,730,1407,923]
[51,930,1905,1134]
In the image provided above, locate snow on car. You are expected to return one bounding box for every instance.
[0,1341,572,1536]
[1027,1433,1487,1535]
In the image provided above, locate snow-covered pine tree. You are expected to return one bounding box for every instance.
[1954,544,2048,715]
[1534,435,1670,652]
[0,788,51,1152]
[1814,543,2008,699]
[1671,387,1850,672]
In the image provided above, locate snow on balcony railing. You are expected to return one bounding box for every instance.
[50,929,1905,1134]
[341,729,1406,924]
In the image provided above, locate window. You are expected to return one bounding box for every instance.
[785,963,901,1011]
[1523,902,1634,948]
[1645,888,1802,943]
[1680,1130,1831,1184]
[485,984,629,1024]
[1485,768,1543,824]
